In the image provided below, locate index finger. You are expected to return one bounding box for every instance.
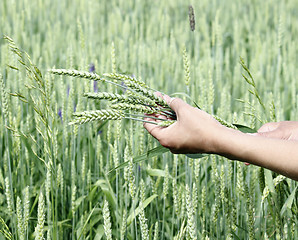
[143,119,163,139]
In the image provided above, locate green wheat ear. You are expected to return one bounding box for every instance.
[70,110,124,125]
[104,72,147,87]
[183,46,191,95]
[4,36,45,92]
[49,69,104,82]
[239,57,266,111]
[157,120,175,127]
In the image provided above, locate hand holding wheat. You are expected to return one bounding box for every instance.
[143,94,224,154]
[144,95,298,181]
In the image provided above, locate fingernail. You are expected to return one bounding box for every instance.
[163,95,171,104]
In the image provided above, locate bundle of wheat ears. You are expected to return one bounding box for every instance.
[49,68,248,134]
[49,69,178,127]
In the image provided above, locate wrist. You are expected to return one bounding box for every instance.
[210,126,242,157]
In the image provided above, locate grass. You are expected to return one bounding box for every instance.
[0,0,298,239]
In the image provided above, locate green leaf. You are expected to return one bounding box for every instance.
[264,169,275,193]
[94,225,105,240]
[109,145,169,173]
[146,168,166,177]
[78,204,99,240]
[281,186,297,216]
[94,179,117,210]
[127,194,158,226]
[87,209,102,229]
[75,196,86,207]
[233,124,256,133]
[185,153,205,159]
[230,230,242,240]
[57,219,72,228]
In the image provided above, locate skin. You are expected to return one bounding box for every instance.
[144,95,298,181]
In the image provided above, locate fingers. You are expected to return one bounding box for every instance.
[163,95,172,104]
[167,97,188,113]
[144,93,188,144]
[257,129,283,139]
[143,93,177,139]
[143,116,163,139]
[154,93,188,114]
[256,122,284,139]
[257,122,280,133]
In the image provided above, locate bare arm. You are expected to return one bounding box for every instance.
[216,127,298,181]
[143,96,298,181]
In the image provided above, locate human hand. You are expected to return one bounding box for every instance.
[256,121,298,141]
[243,121,298,166]
[143,94,226,154]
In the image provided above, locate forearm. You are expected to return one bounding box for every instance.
[215,128,298,181]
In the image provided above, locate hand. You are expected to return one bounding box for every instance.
[143,95,225,154]
[256,121,298,141]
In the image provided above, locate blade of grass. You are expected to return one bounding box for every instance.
[108,145,170,173]
[127,194,158,226]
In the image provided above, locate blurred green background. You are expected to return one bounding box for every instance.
[0,0,297,239]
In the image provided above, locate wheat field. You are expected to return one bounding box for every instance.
[0,0,298,239]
